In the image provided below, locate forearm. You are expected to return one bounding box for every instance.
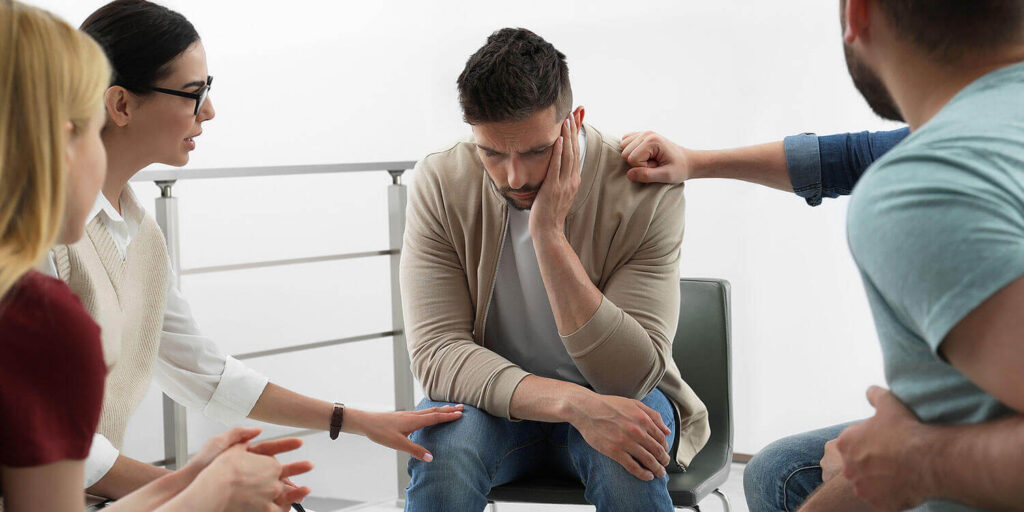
[1,461,87,512]
[508,374,595,424]
[533,215,675,399]
[686,141,793,192]
[104,465,202,512]
[248,382,334,431]
[532,230,603,334]
[799,475,874,512]
[87,455,172,499]
[921,415,1024,509]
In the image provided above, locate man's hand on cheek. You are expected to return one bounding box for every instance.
[529,114,581,240]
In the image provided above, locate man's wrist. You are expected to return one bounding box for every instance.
[557,386,597,425]
[530,226,568,251]
[686,149,714,180]
[907,422,949,502]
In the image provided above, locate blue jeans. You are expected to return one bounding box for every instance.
[405,389,677,512]
[743,422,857,512]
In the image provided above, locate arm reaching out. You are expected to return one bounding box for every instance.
[620,128,909,205]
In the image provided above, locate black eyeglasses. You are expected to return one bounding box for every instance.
[150,75,213,115]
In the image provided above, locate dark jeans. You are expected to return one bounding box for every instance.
[743,422,856,512]
[405,389,677,512]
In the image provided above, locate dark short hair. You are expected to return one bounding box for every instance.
[875,0,1024,62]
[80,0,199,92]
[457,28,572,125]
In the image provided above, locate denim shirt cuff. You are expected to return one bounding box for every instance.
[784,133,823,206]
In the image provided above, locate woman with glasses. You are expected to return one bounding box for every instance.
[48,0,462,504]
[0,2,311,510]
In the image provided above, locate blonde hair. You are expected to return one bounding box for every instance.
[0,1,110,300]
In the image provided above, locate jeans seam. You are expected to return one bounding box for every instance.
[782,465,821,512]
[490,438,546,482]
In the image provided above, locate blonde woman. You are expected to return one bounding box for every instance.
[0,2,310,510]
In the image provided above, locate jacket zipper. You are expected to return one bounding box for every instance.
[479,206,509,346]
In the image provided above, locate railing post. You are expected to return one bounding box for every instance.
[388,169,415,500]
[154,180,189,470]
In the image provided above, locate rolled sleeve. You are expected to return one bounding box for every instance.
[784,133,824,206]
[156,272,269,425]
[202,356,270,425]
[561,296,622,356]
[84,434,118,488]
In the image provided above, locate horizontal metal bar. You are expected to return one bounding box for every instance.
[234,330,400,360]
[182,250,396,275]
[131,161,415,183]
[149,428,323,467]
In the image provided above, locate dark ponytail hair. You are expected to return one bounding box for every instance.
[80,0,199,92]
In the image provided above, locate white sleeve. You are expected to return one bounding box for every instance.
[84,434,119,488]
[155,271,269,425]
[41,252,58,278]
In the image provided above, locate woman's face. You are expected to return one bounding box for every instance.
[132,40,215,166]
[61,106,108,244]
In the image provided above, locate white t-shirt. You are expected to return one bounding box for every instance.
[484,129,589,386]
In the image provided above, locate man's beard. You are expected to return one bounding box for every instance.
[487,173,541,211]
[844,43,904,122]
[500,185,540,211]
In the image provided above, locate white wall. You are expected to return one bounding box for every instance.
[37,0,898,467]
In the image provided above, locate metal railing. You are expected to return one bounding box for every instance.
[131,161,417,498]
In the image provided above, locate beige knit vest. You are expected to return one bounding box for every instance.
[52,214,169,450]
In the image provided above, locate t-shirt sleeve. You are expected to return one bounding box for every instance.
[848,147,1024,353]
[0,273,106,467]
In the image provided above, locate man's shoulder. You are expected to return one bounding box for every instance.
[584,125,685,213]
[415,136,482,189]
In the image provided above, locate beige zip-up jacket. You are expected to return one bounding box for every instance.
[400,124,710,466]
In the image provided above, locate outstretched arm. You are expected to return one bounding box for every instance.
[619,128,909,205]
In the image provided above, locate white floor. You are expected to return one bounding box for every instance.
[281,432,749,512]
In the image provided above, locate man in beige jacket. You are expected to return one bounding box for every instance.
[400,28,709,512]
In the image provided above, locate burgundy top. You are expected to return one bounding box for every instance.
[0,271,105,468]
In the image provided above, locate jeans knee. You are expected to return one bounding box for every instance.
[572,441,672,511]
[407,400,501,482]
[410,400,494,451]
[744,435,827,512]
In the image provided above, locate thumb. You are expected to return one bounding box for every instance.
[218,426,262,448]
[865,385,888,407]
[865,386,908,414]
[627,166,672,184]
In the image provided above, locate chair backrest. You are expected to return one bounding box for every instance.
[672,278,733,456]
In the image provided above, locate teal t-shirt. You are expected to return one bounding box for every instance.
[847,61,1024,511]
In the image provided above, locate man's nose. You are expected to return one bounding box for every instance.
[507,161,528,190]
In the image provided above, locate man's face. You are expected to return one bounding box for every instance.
[472,105,564,211]
[841,0,904,122]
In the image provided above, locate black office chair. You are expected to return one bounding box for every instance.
[486,278,733,511]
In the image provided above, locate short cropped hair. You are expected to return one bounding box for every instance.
[876,0,1024,63]
[457,28,572,124]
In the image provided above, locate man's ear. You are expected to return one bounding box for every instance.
[573,106,585,128]
[844,0,871,45]
[104,86,134,128]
